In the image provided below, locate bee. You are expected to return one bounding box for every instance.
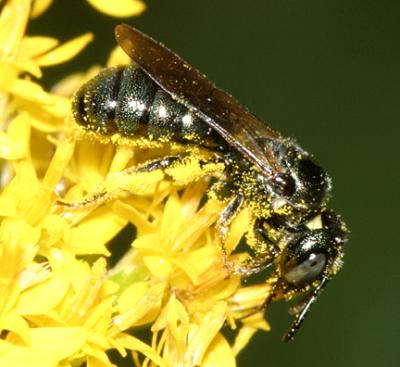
[72,24,348,341]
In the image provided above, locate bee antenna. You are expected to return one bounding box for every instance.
[282,276,328,342]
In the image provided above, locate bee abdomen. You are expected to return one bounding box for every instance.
[72,65,157,135]
[148,89,216,144]
[114,65,158,135]
[72,67,124,134]
[72,65,218,145]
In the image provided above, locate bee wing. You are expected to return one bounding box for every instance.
[115,24,282,177]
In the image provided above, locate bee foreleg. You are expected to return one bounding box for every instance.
[232,218,280,276]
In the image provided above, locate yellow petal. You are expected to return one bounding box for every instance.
[68,206,127,255]
[75,140,114,190]
[0,0,30,60]
[230,284,270,312]
[0,113,30,160]
[84,297,115,332]
[30,0,54,18]
[144,255,174,278]
[15,269,70,314]
[0,132,26,160]
[194,274,240,305]
[85,345,114,367]
[21,96,69,133]
[13,57,42,78]
[170,299,190,363]
[175,245,217,285]
[23,141,75,224]
[20,36,59,58]
[7,78,53,104]
[232,325,258,357]
[159,192,182,244]
[18,262,51,290]
[43,140,75,190]
[242,312,270,332]
[40,94,71,118]
[0,313,31,345]
[51,65,101,97]
[108,144,134,173]
[112,333,167,367]
[29,326,89,360]
[115,282,165,328]
[1,162,39,217]
[180,181,208,218]
[186,302,227,366]
[172,203,219,252]
[0,196,17,217]
[41,214,69,248]
[0,61,17,87]
[86,331,110,351]
[86,0,146,18]
[0,219,41,258]
[202,333,236,367]
[111,200,155,234]
[0,341,58,367]
[35,33,94,67]
[117,281,147,313]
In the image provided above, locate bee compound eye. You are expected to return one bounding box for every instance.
[283,252,326,287]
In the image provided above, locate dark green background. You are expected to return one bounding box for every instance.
[30,0,399,366]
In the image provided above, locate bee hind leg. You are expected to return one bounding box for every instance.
[56,154,189,209]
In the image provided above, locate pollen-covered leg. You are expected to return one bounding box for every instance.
[57,155,189,209]
[217,201,280,276]
[232,221,280,276]
[232,248,277,276]
[216,193,245,271]
[57,154,223,210]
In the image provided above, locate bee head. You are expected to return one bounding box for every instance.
[270,209,347,341]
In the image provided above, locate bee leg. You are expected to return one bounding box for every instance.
[125,155,185,174]
[216,192,245,271]
[232,218,280,276]
[57,154,189,209]
[216,193,280,276]
[232,249,276,276]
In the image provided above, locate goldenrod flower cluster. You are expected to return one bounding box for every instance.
[0,1,272,366]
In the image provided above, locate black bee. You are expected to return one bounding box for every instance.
[72,24,348,341]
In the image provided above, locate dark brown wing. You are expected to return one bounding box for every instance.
[115,24,283,177]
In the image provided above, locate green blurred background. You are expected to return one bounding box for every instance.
[30,0,399,366]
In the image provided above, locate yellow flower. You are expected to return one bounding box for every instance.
[0,1,272,366]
